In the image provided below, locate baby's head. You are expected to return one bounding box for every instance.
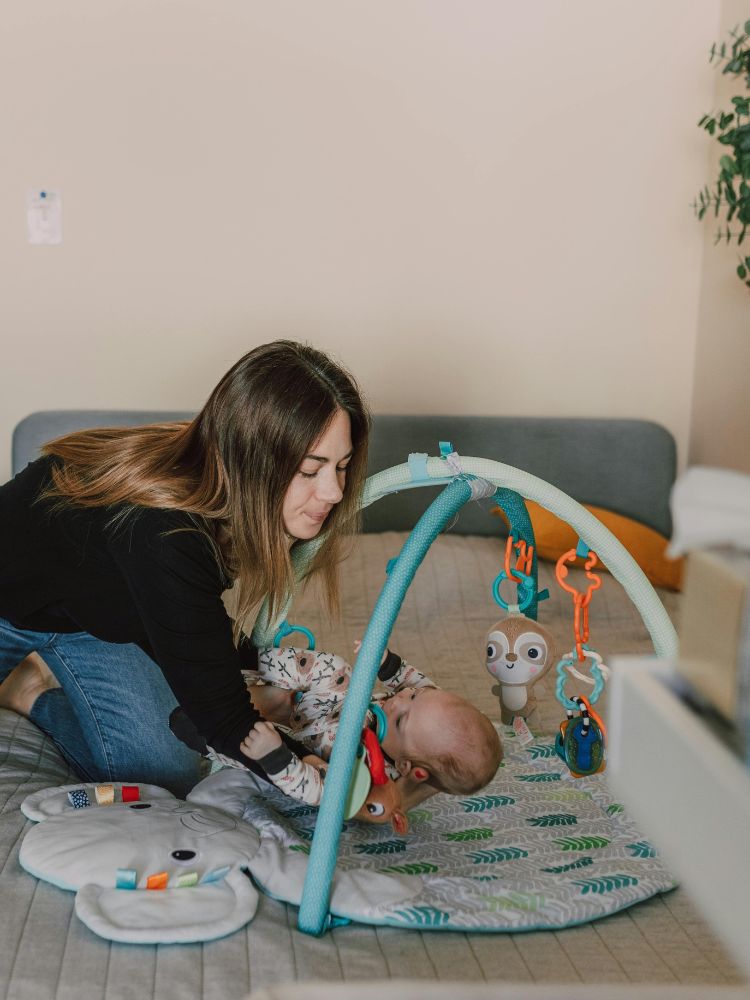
[380,687,502,795]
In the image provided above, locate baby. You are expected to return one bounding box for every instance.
[240,644,503,811]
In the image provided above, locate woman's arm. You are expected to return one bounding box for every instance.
[107,508,313,772]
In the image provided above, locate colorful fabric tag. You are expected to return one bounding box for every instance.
[201,865,230,883]
[121,785,140,802]
[146,871,169,890]
[67,788,90,809]
[94,784,115,806]
[512,716,535,746]
[175,872,199,888]
[116,868,137,890]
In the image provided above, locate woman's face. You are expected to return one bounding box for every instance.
[282,409,353,540]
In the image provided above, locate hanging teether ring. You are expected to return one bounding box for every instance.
[555,649,609,711]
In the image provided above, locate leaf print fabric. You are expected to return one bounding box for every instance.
[240,727,677,931]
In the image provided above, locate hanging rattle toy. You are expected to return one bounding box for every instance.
[553,541,610,777]
[486,535,557,724]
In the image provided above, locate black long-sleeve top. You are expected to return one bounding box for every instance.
[0,455,310,774]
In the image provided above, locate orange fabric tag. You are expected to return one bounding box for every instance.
[146,872,169,890]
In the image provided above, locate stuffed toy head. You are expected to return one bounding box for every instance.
[20,781,262,944]
[485,615,557,724]
[344,727,409,835]
[354,775,408,835]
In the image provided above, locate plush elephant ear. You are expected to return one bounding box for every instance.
[74,869,259,944]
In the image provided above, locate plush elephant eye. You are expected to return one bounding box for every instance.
[486,643,497,659]
[171,849,197,863]
[129,803,151,810]
[366,802,386,816]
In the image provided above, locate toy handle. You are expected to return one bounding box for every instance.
[491,570,535,613]
[272,620,316,650]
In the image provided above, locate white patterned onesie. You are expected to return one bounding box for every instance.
[245,647,435,806]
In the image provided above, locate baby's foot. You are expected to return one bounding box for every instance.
[0,654,60,718]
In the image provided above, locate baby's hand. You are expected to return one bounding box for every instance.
[353,639,388,667]
[240,721,282,760]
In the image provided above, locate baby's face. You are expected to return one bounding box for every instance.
[380,686,458,771]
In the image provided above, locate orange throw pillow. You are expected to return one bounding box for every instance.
[492,501,683,591]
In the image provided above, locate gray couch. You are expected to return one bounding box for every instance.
[12,411,676,535]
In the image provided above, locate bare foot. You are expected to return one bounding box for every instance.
[0,653,60,718]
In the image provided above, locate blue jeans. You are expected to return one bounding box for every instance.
[0,618,202,797]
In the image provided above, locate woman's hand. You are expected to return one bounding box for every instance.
[240,720,282,760]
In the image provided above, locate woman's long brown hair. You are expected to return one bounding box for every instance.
[40,341,371,642]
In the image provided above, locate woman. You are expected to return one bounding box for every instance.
[0,341,370,796]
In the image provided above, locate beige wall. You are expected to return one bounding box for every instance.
[1,2,721,485]
[690,0,750,473]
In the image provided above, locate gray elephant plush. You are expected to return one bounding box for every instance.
[19,768,419,944]
[19,778,263,944]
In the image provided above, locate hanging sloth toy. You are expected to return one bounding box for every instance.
[485,616,557,724]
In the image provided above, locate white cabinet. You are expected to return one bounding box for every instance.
[608,656,750,979]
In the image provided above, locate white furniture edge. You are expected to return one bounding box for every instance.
[608,655,750,980]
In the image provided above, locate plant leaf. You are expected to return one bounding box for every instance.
[553,835,611,851]
[444,826,494,842]
[393,905,451,927]
[461,794,515,813]
[526,813,578,828]
[468,846,529,863]
[355,839,407,855]
[572,873,639,895]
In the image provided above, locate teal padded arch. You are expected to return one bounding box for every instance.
[298,477,478,935]
[247,456,678,935]
[250,456,677,657]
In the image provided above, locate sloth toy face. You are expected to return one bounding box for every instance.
[486,626,550,685]
[485,616,557,722]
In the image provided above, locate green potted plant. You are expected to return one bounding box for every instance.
[693,20,750,289]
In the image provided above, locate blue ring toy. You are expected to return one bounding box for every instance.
[368,702,388,742]
[273,620,316,650]
[555,654,605,711]
[491,569,536,613]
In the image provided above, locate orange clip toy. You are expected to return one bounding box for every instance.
[555,548,602,661]
[504,535,534,583]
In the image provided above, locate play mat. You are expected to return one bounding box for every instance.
[18,724,675,943]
